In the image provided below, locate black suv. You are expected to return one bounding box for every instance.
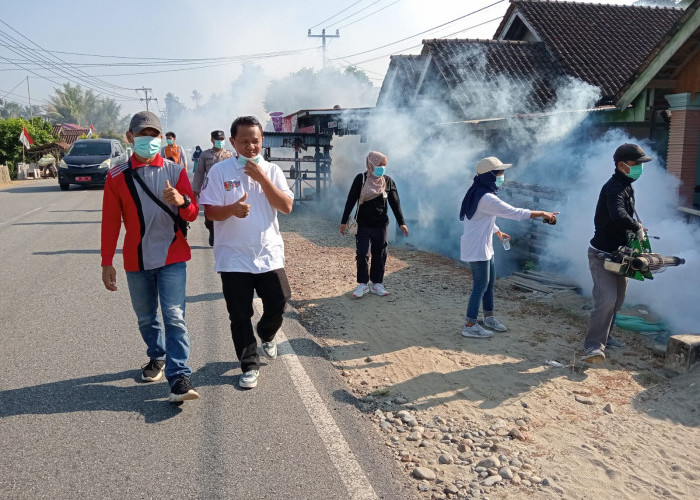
[58,139,128,191]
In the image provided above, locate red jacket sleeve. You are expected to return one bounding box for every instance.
[100,174,122,266]
[176,168,199,222]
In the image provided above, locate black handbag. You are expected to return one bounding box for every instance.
[124,166,189,238]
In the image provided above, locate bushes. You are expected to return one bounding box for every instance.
[0,117,56,179]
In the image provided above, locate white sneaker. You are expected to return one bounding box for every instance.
[239,370,259,389]
[484,317,507,332]
[461,323,493,338]
[262,340,277,359]
[352,283,369,298]
[371,283,389,296]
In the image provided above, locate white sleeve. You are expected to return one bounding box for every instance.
[269,164,293,199]
[198,165,224,206]
[479,194,531,220]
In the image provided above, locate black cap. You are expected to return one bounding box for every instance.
[614,143,652,164]
[211,130,225,140]
[129,111,162,134]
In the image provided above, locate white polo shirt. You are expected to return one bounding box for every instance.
[460,193,531,262]
[199,157,293,273]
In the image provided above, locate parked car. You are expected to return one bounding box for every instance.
[57,139,128,191]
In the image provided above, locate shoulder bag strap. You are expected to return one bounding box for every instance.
[352,173,368,220]
[124,163,180,226]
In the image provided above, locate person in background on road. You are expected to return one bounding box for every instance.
[581,144,652,363]
[192,130,233,246]
[340,151,408,298]
[199,116,293,390]
[161,131,187,169]
[459,157,558,339]
[100,111,200,403]
[192,145,202,173]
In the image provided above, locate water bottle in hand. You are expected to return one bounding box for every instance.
[502,237,511,251]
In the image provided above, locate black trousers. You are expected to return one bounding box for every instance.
[220,269,291,372]
[356,225,388,284]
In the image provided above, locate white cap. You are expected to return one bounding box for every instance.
[476,156,513,174]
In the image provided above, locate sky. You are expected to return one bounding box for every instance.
[0,0,639,117]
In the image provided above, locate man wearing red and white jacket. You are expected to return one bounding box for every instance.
[101,110,200,403]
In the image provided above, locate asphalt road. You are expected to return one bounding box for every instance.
[0,179,415,500]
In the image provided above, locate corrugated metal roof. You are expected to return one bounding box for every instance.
[262,132,332,149]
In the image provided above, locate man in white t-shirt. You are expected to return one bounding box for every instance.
[199,116,294,389]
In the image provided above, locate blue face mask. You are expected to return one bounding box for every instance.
[133,136,161,158]
[373,166,386,177]
[625,163,643,180]
[237,154,261,166]
[495,174,505,187]
[166,138,173,146]
[214,140,225,149]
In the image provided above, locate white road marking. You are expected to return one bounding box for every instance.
[254,301,379,500]
[0,206,44,226]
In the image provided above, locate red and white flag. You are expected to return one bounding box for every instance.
[87,123,95,138]
[19,126,33,149]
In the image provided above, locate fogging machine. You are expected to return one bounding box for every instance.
[603,230,685,281]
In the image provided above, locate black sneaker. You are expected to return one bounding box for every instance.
[208,229,214,247]
[169,376,200,402]
[141,359,165,382]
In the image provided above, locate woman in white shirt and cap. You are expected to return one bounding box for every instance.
[459,157,558,338]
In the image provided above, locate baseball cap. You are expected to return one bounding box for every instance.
[128,111,162,134]
[211,130,225,140]
[613,143,652,164]
[476,156,513,174]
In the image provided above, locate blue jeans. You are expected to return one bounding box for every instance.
[125,261,192,385]
[466,257,495,323]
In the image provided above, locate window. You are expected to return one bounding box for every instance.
[68,141,111,156]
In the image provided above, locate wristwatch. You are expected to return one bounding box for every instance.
[180,195,191,209]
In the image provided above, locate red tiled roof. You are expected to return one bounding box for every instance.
[495,0,685,101]
[52,123,89,145]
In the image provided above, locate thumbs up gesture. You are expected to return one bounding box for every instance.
[233,191,250,218]
[163,178,184,206]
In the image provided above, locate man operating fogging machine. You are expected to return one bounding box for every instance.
[582,144,685,364]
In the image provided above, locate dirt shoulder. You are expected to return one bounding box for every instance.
[281,205,699,500]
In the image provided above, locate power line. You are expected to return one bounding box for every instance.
[337,0,402,30]
[1,76,25,101]
[0,47,318,70]
[309,0,364,30]
[347,16,503,66]
[0,42,315,64]
[0,18,136,96]
[326,0,385,29]
[0,25,137,101]
[333,0,506,60]
[15,47,319,78]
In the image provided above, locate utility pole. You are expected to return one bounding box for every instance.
[136,87,157,111]
[26,76,32,120]
[307,28,340,68]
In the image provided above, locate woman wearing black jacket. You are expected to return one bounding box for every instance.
[340,151,408,298]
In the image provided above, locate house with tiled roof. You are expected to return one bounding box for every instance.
[376,0,700,207]
[52,123,89,145]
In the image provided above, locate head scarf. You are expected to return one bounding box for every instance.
[360,151,387,203]
[459,171,499,221]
